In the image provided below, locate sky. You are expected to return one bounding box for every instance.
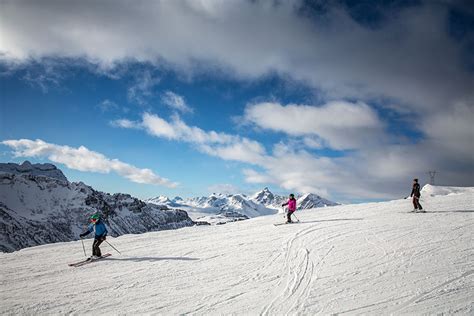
[1,0,473,203]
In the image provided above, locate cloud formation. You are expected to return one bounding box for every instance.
[2,139,178,188]
[161,91,193,113]
[113,113,267,165]
[244,101,385,150]
[1,1,472,111]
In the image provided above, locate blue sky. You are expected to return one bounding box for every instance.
[1,0,473,203]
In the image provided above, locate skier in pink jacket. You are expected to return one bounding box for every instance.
[282,193,297,223]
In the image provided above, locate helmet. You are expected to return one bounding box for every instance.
[90,214,100,222]
[289,193,295,198]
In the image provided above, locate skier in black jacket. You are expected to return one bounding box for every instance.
[410,178,423,212]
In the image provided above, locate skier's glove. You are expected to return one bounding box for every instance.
[79,233,86,238]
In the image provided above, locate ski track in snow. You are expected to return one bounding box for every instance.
[1,191,473,315]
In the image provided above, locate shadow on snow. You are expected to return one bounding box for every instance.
[103,256,199,262]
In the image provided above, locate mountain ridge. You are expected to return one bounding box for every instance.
[146,186,339,221]
[0,161,68,181]
[0,162,194,252]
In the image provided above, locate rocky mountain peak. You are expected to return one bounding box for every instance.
[297,192,338,209]
[252,187,275,202]
[0,161,68,181]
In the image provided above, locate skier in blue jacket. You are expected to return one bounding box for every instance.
[80,214,108,258]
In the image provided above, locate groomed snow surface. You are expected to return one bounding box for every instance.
[1,188,473,314]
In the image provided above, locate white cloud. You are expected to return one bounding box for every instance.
[199,140,266,165]
[141,113,178,139]
[421,101,474,159]
[242,135,474,201]
[302,137,323,149]
[239,100,473,199]
[110,119,141,129]
[1,139,178,188]
[244,101,385,150]
[161,91,193,113]
[120,112,267,165]
[242,168,274,185]
[243,146,406,200]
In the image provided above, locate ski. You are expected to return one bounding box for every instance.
[274,222,298,226]
[68,253,112,267]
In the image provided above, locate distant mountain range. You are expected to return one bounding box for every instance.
[146,187,338,224]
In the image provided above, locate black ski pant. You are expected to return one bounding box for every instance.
[287,211,295,223]
[92,236,106,257]
[412,196,423,210]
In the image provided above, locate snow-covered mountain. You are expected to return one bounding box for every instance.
[0,160,67,181]
[251,188,339,210]
[250,187,286,208]
[145,195,182,207]
[146,187,339,224]
[296,193,339,209]
[0,162,194,253]
[147,193,276,224]
[183,193,275,217]
[1,185,472,314]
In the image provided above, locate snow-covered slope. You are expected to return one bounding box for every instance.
[422,183,474,197]
[1,186,472,314]
[0,168,194,252]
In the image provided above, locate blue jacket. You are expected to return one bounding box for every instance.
[82,219,108,238]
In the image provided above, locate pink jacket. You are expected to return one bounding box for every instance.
[283,198,297,212]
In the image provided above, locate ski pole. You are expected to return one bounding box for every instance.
[291,212,300,223]
[80,237,87,257]
[105,240,121,254]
